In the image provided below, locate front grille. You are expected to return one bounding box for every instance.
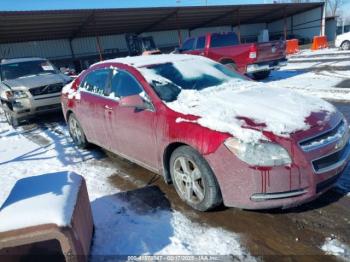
[29,83,63,96]
[299,120,347,152]
[316,173,341,193]
[312,142,350,174]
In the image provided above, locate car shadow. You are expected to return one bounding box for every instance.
[261,69,306,82]
[89,185,174,257]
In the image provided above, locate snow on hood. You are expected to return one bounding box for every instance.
[166,79,335,143]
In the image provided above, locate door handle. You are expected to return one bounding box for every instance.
[104,105,113,111]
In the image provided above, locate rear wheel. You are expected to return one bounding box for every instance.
[170,146,222,211]
[252,70,271,80]
[222,60,237,71]
[68,113,88,148]
[341,41,350,51]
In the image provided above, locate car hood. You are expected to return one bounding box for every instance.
[2,73,69,90]
[167,79,336,143]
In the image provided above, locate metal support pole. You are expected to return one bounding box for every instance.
[96,35,103,61]
[320,5,326,36]
[237,9,241,44]
[176,12,182,46]
[69,39,76,61]
[283,8,287,40]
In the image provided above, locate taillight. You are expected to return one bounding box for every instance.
[249,45,257,59]
[71,79,79,91]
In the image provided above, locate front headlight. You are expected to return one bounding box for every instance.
[224,138,292,167]
[12,90,28,99]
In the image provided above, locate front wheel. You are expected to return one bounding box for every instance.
[68,113,89,148]
[4,109,18,127]
[252,70,271,80]
[341,41,350,51]
[170,146,222,211]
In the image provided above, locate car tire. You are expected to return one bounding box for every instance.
[252,70,271,80]
[222,61,237,71]
[170,145,222,211]
[4,109,18,128]
[341,41,350,51]
[68,113,89,148]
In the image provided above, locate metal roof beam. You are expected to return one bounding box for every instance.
[189,8,239,31]
[70,11,95,39]
[238,6,286,25]
[136,9,178,35]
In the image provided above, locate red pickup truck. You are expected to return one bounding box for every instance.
[179,32,287,80]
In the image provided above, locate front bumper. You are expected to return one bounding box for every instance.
[6,93,61,121]
[205,140,350,210]
[246,58,288,73]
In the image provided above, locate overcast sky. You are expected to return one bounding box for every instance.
[0,0,349,17]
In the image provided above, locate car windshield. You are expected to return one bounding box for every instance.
[143,59,245,102]
[0,60,57,80]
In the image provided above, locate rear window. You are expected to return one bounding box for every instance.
[210,33,239,48]
[195,36,206,49]
[181,38,195,51]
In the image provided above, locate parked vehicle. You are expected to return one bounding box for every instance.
[335,32,350,50]
[0,57,72,126]
[125,34,161,56]
[62,54,349,211]
[178,32,287,80]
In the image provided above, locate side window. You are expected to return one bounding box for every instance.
[210,33,239,48]
[181,38,195,51]
[80,69,110,96]
[195,36,206,49]
[110,69,143,98]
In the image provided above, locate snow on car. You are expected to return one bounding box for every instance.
[61,54,350,211]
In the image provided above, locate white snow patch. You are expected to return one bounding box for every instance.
[321,237,350,259]
[0,172,81,232]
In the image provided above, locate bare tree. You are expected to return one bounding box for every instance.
[326,0,343,16]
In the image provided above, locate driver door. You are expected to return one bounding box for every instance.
[106,68,158,170]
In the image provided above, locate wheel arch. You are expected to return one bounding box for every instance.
[341,40,350,49]
[219,57,236,65]
[162,142,189,184]
[65,109,74,122]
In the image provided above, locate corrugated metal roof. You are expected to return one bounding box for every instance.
[0,3,323,44]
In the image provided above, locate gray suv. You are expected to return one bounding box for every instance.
[0,57,72,126]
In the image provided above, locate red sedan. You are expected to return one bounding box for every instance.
[61,54,350,211]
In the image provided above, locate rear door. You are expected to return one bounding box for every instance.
[77,68,111,147]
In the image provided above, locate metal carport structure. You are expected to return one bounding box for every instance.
[0,2,325,70]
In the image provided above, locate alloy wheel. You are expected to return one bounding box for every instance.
[69,116,83,144]
[172,156,205,204]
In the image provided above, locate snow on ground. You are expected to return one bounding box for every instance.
[321,237,350,259]
[266,48,350,101]
[0,111,252,259]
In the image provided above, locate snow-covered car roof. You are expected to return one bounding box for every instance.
[0,57,47,65]
[100,54,202,68]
